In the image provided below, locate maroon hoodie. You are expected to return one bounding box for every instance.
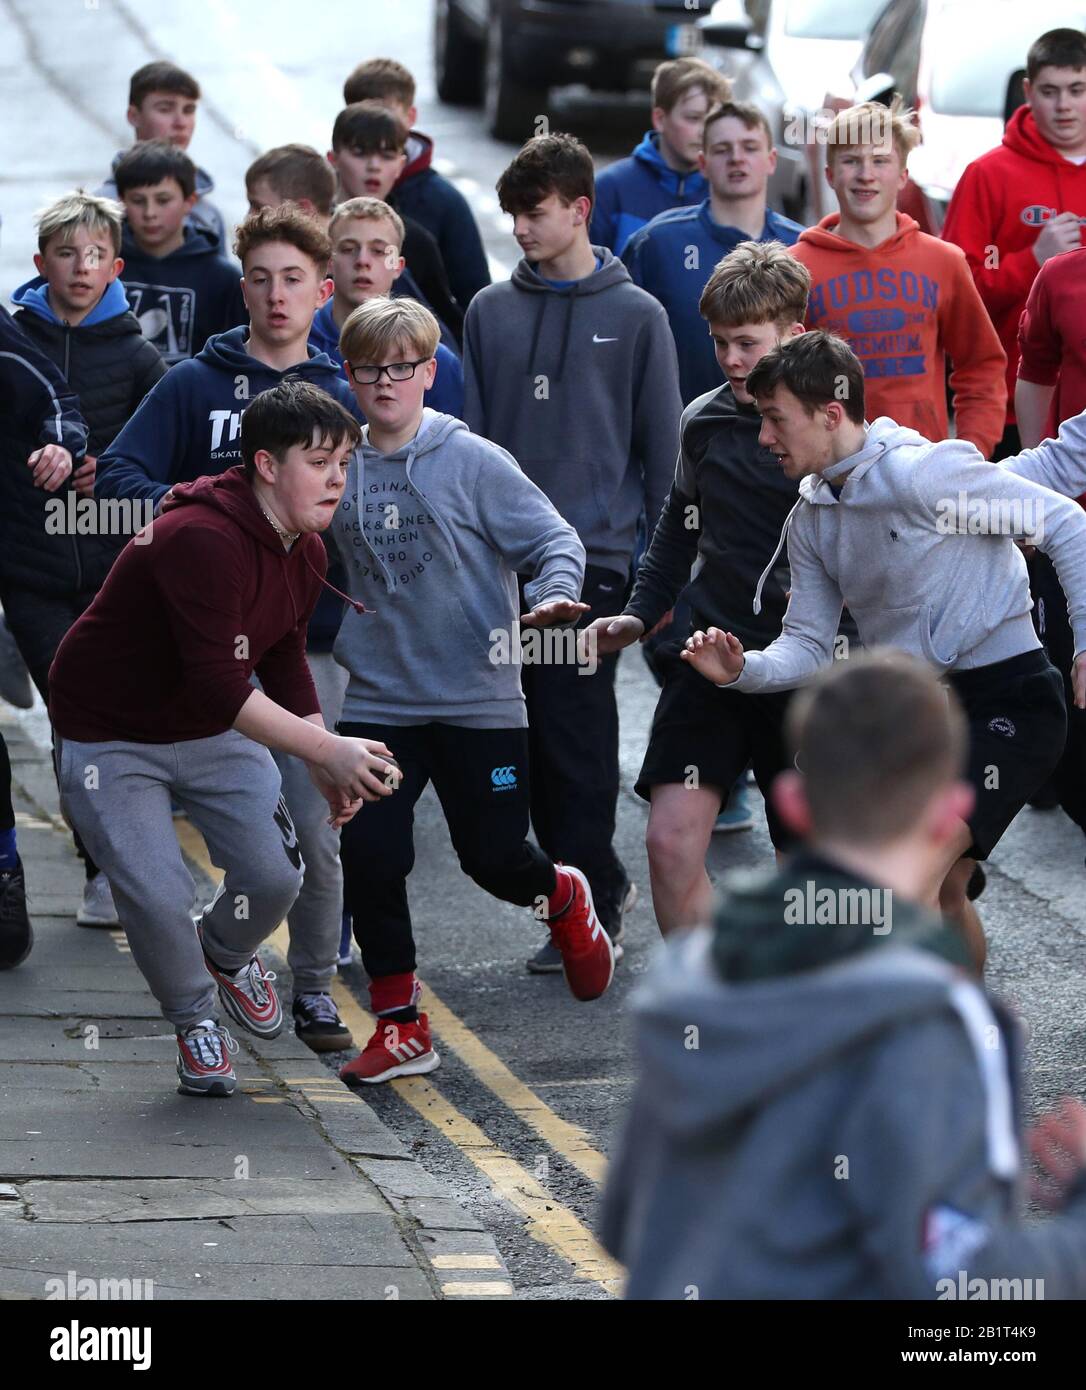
[50,467,327,743]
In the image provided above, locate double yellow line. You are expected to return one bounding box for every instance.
[174,818,624,1294]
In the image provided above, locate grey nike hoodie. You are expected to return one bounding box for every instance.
[600,856,1086,1300]
[732,417,1086,693]
[328,409,585,727]
[462,248,682,577]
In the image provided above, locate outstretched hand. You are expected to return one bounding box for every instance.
[521,599,590,628]
[680,627,746,685]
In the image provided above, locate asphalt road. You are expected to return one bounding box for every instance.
[5,0,1086,1300]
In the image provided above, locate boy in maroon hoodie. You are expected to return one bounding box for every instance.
[942,27,1086,458]
[49,381,400,1098]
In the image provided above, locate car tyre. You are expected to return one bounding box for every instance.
[435,0,485,105]
[484,14,548,143]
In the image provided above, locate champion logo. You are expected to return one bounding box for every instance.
[592,333,618,343]
[491,765,518,790]
[1020,204,1057,226]
[988,716,1016,738]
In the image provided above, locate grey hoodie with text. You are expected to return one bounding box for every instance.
[732,415,1086,692]
[328,410,585,727]
[462,248,682,578]
[600,860,1086,1300]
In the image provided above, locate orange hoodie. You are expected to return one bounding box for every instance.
[790,212,1006,457]
[942,105,1086,425]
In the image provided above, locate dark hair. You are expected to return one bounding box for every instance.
[128,60,200,108]
[786,650,967,846]
[343,57,416,109]
[1027,27,1086,82]
[241,379,362,478]
[496,133,595,215]
[246,144,337,217]
[115,140,196,199]
[234,204,332,271]
[703,100,774,150]
[745,330,866,424]
[331,101,407,155]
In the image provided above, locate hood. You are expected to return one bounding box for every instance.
[350,409,467,591]
[398,130,434,184]
[159,466,292,554]
[195,323,343,380]
[631,130,704,197]
[797,210,919,257]
[509,247,630,381]
[630,854,971,1139]
[121,222,224,261]
[11,276,135,329]
[751,417,931,615]
[1002,104,1073,167]
[111,149,216,198]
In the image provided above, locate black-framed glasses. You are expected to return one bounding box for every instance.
[349,358,432,385]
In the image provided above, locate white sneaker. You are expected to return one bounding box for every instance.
[76,873,120,927]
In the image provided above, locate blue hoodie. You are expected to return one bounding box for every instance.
[309,299,464,420]
[589,132,709,256]
[118,223,248,366]
[623,201,805,404]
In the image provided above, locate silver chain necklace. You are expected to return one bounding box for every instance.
[257,499,300,546]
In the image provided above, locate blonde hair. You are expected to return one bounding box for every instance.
[36,190,123,257]
[824,97,920,167]
[651,57,730,113]
[339,295,440,365]
[328,196,405,248]
[699,240,811,328]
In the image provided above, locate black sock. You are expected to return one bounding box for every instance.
[382,1006,419,1025]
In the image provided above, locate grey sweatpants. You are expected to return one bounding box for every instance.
[56,729,303,1030]
[272,651,349,993]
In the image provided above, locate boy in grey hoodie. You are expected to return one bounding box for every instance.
[683,331,1086,972]
[601,651,1086,1299]
[464,133,683,971]
[329,297,617,1086]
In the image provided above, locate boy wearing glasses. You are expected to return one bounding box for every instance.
[330,296,616,1086]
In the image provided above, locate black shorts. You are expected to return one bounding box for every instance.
[635,640,796,851]
[948,648,1067,861]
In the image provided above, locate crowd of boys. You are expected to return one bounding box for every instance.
[3,28,1086,1297]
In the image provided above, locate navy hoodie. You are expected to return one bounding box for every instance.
[392,131,492,307]
[118,223,248,365]
[590,131,709,256]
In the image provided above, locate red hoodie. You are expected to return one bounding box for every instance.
[1017,245,1086,437]
[791,212,1006,456]
[49,467,327,743]
[942,106,1086,424]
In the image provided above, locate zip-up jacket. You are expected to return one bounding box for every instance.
[590,131,709,255]
[392,131,492,307]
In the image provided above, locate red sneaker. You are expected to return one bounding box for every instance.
[339,1013,441,1086]
[548,865,615,1002]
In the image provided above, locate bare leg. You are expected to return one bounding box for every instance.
[645,782,724,936]
[925,821,985,976]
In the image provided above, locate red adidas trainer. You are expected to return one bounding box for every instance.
[548,865,615,1001]
[339,1013,441,1085]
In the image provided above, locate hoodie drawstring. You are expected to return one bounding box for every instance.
[752,497,804,617]
[556,285,578,383]
[526,295,549,377]
[305,552,371,616]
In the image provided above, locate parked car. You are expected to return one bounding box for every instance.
[434,0,712,142]
[851,0,1086,232]
[694,0,889,221]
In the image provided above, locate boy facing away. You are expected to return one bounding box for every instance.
[96,60,225,245]
[602,651,1086,1299]
[329,296,615,1085]
[49,381,398,1097]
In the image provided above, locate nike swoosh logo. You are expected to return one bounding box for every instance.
[592,334,618,343]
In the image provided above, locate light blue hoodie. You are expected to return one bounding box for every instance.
[328,410,586,728]
[732,416,1086,692]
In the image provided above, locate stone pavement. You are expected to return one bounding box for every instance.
[0,713,512,1301]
